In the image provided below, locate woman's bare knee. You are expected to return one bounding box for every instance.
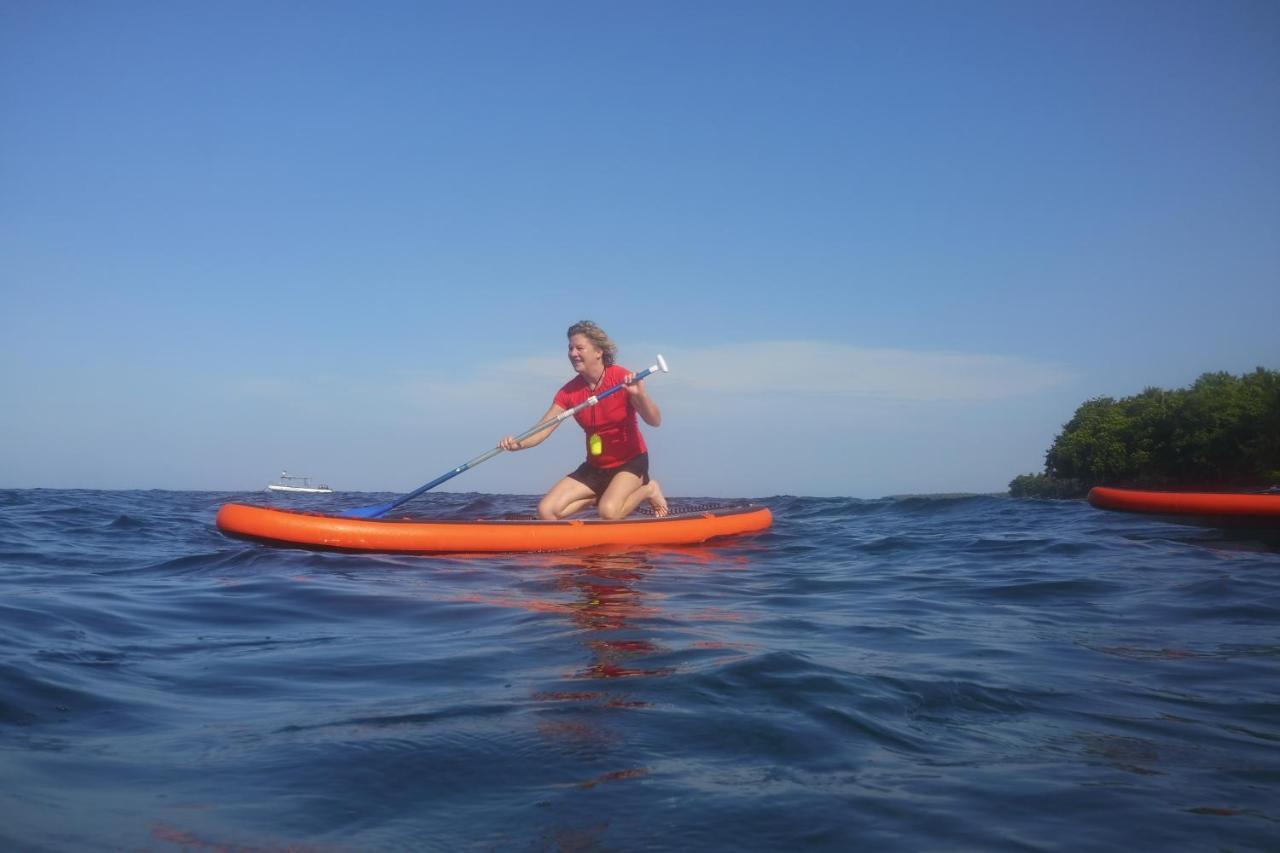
[596,499,625,520]
[538,494,567,520]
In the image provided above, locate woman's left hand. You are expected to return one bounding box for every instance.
[623,373,646,397]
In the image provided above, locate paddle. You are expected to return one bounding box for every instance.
[341,355,670,519]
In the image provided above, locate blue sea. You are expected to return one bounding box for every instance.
[1,489,1277,852]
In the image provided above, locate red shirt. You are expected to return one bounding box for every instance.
[554,364,648,469]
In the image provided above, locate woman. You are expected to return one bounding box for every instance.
[501,321,668,520]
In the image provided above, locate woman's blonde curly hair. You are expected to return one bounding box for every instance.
[567,321,617,367]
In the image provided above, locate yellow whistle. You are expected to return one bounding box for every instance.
[589,433,603,456]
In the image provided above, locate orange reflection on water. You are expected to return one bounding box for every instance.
[441,549,749,630]
[577,767,650,789]
[486,547,755,843]
[544,552,674,685]
[437,548,755,707]
[150,820,344,852]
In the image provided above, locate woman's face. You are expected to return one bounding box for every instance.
[567,334,604,376]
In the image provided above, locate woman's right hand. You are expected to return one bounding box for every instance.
[500,436,522,451]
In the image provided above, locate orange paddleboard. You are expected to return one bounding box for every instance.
[217,502,773,554]
[1088,487,1280,528]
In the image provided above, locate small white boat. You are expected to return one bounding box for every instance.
[266,472,334,494]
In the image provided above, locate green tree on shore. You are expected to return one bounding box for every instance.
[1010,368,1280,498]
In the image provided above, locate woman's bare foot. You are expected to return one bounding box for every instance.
[647,480,669,517]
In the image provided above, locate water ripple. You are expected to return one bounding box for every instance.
[0,489,1277,851]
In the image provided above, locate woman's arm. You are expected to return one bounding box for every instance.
[625,376,662,427]
[500,402,566,451]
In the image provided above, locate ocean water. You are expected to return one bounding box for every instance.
[1,489,1277,852]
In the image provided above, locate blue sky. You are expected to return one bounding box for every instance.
[2,1,1277,498]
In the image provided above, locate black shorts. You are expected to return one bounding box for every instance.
[567,453,650,497]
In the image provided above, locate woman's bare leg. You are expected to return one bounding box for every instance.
[538,477,598,520]
[646,480,669,517]
[597,474,668,520]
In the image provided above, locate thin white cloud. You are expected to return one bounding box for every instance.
[386,341,1071,413]
[229,377,296,398]
[661,341,1073,401]
[398,355,563,408]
